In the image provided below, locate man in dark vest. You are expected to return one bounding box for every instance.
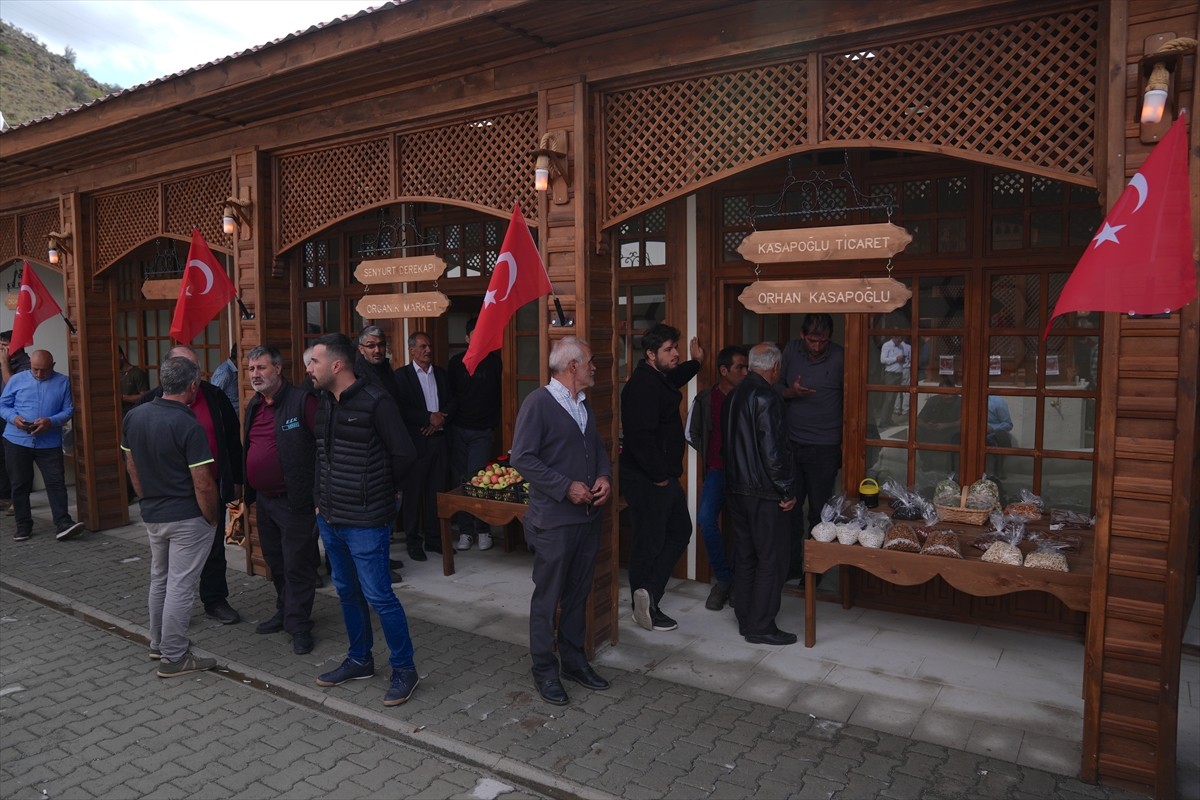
[307,333,421,707]
[243,344,320,655]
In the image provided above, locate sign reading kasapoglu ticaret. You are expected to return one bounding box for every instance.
[737,223,912,263]
[739,278,912,314]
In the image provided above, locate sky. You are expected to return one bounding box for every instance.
[1,0,390,90]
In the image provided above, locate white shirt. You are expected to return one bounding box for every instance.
[880,340,911,374]
[413,362,440,412]
[546,378,588,434]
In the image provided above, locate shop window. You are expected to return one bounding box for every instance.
[988,171,1100,252]
[617,284,666,381]
[871,176,967,255]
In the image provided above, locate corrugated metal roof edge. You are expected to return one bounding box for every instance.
[0,1,400,134]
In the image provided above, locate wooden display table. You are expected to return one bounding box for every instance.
[435,487,528,576]
[803,526,1093,647]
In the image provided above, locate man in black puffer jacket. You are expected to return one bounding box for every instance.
[306,333,421,708]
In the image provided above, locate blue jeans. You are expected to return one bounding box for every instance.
[317,514,416,671]
[697,469,733,585]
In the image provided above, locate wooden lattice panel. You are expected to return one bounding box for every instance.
[18,207,60,265]
[276,138,391,252]
[399,109,538,221]
[164,169,232,251]
[0,216,17,264]
[94,187,160,270]
[604,64,808,224]
[823,9,1097,178]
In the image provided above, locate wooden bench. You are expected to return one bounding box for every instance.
[803,525,1093,647]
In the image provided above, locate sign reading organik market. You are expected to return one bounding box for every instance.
[737,222,913,313]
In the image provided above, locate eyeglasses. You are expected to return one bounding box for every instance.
[360,342,385,350]
[804,336,830,345]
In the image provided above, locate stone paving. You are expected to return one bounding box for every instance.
[0,512,1148,800]
[0,589,540,800]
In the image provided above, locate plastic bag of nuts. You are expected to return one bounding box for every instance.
[883,524,922,553]
[810,494,849,542]
[921,528,963,558]
[980,511,1025,566]
[1003,489,1044,522]
[1023,535,1070,572]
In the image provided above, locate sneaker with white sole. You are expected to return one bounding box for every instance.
[56,522,86,541]
[157,651,217,678]
[477,533,493,551]
[632,588,653,631]
[454,533,472,551]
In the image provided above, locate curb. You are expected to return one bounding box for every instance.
[1,573,619,800]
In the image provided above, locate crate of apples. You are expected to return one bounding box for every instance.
[466,463,529,502]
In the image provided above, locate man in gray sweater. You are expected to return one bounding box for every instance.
[510,337,613,706]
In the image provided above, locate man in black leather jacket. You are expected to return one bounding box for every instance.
[722,342,797,646]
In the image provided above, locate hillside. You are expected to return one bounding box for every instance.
[0,20,121,129]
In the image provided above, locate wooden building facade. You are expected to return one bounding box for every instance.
[0,1,1196,795]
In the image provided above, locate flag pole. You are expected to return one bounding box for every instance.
[59,312,78,335]
[233,295,254,321]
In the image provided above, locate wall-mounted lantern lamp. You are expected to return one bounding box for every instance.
[222,195,252,235]
[47,231,71,265]
[532,131,569,205]
[1139,35,1196,143]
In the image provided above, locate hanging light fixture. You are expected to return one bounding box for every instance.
[47,231,71,265]
[1138,36,1196,142]
[222,196,252,235]
[531,131,570,204]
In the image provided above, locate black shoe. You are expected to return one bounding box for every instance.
[256,613,284,634]
[424,541,442,555]
[560,665,610,691]
[535,677,569,705]
[745,630,798,646]
[292,632,314,655]
[56,522,86,541]
[388,558,405,570]
[650,606,678,632]
[13,530,32,542]
[407,548,428,562]
[705,581,731,611]
[205,602,241,625]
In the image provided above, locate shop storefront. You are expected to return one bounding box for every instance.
[1,1,1195,795]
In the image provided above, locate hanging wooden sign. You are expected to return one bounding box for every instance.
[353,256,447,285]
[142,278,182,300]
[737,223,912,263]
[739,278,912,314]
[356,291,450,319]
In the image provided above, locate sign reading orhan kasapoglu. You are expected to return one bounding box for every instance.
[739,278,912,314]
[737,223,911,263]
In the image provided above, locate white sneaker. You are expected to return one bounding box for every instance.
[454,534,473,551]
[477,533,493,551]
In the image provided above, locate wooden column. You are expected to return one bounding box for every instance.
[1083,2,1198,796]
[62,192,128,532]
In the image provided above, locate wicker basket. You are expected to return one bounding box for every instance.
[935,486,994,526]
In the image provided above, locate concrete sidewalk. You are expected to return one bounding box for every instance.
[1,508,1146,799]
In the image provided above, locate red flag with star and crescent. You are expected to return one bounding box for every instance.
[9,261,64,351]
[1046,112,1195,336]
[170,228,238,344]
[462,203,553,375]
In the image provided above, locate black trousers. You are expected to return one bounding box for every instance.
[198,510,230,608]
[525,520,599,682]
[621,473,693,606]
[788,444,841,577]
[729,493,791,636]
[403,435,448,550]
[255,493,320,634]
[5,440,74,534]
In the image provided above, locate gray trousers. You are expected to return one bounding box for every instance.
[146,516,214,661]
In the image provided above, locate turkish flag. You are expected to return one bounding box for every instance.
[1047,112,1195,335]
[463,204,552,375]
[170,228,237,344]
[9,261,64,351]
